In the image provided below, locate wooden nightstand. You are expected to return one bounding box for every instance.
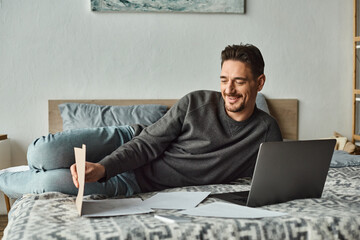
[0,134,11,213]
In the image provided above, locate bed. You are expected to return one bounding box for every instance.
[3,97,360,240]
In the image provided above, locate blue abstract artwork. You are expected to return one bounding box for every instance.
[91,0,245,14]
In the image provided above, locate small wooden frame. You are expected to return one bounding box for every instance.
[4,195,10,213]
[49,98,298,140]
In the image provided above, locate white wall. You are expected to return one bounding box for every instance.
[0,0,353,211]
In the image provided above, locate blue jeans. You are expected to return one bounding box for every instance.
[0,126,141,199]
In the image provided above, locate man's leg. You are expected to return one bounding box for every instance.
[0,169,141,199]
[27,126,134,170]
[0,125,138,198]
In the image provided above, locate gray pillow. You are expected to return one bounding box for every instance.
[256,92,270,114]
[59,103,168,131]
[330,150,360,168]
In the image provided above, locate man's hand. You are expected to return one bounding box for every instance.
[70,162,106,188]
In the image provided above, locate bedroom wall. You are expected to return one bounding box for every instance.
[0,0,353,213]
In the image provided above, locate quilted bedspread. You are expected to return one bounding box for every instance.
[3,166,360,240]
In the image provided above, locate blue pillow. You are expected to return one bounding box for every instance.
[59,103,168,131]
[330,150,360,168]
[256,92,270,114]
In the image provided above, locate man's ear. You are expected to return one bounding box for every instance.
[257,74,266,92]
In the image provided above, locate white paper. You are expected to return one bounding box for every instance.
[74,144,86,216]
[179,202,287,219]
[154,214,192,224]
[81,198,153,217]
[141,192,210,210]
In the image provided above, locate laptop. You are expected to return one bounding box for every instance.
[211,139,336,207]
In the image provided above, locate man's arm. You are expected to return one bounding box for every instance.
[99,98,188,181]
[70,94,190,186]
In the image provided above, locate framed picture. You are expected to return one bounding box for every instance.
[91,0,245,14]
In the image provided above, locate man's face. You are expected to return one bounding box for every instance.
[220,60,265,121]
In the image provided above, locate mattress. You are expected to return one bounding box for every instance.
[3,166,360,240]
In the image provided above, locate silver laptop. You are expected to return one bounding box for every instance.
[212,139,336,207]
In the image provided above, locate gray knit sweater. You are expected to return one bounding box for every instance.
[99,90,282,192]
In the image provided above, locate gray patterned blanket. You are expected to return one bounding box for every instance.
[3,166,360,240]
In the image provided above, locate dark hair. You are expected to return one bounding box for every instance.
[221,44,265,78]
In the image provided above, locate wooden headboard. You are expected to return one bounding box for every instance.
[49,99,298,140]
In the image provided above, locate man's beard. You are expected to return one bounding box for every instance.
[224,94,246,113]
[225,102,245,113]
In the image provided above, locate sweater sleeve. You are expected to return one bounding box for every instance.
[265,116,283,142]
[98,96,188,181]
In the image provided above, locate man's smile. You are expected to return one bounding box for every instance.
[225,94,242,104]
